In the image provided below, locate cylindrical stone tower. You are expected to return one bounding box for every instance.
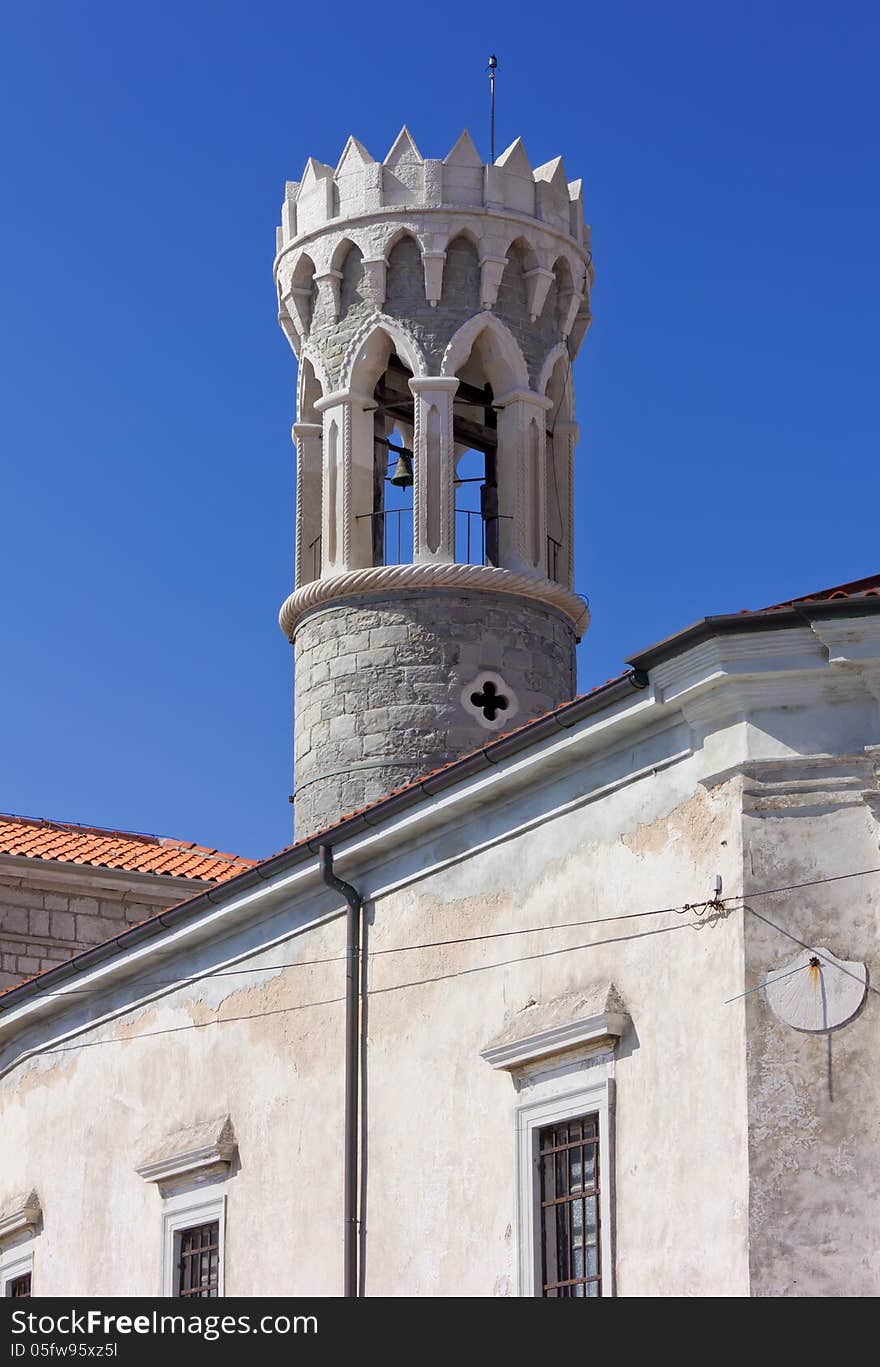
[274,127,594,837]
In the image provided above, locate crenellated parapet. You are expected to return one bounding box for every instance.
[275,127,595,837]
[274,128,594,379]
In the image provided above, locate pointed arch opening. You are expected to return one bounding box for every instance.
[552,256,576,335]
[296,356,325,584]
[348,325,420,567]
[441,233,481,312]
[543,348,575,588]
[384,231,424,319]
[441,315,530,569]
[289,252,317,338]
[337,241,365,322]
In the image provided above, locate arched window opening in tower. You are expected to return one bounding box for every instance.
[297,357,324,584]
[452,354,501,568]
[371,353,415,566]
[543,350,574,588]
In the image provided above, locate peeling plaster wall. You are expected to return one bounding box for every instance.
[0,738,748,1297]
[741,750,880,1296]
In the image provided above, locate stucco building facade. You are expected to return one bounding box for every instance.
[0,129,878,1299]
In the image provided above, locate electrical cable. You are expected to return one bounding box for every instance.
[15,863,880,1004]
[39,916,698,1056]
[25,899,710,1000]
[9,862,880,1056]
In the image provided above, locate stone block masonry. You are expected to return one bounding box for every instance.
[0,869,219,991]
[293,590,576,837]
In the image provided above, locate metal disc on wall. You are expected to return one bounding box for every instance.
[764,946,867,1032]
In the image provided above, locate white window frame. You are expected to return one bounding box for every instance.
[515,1065,614,1297]
[1,1246,35,1298]
[160,1186,226,1298]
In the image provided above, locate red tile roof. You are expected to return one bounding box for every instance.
[0,813,255,883]
[757,573,880,613]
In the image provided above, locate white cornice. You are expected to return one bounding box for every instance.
[136,1117,236,1189]
[279,562,590,638]
[481,1011,628,1071]
[0,1191,41,1246]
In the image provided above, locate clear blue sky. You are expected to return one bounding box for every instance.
[2,2,878,858]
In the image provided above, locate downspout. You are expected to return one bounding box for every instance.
[318,844,362,1298]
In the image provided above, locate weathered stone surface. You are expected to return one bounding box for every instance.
[292,590,575,837]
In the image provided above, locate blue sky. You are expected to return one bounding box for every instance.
[2,2,878,857]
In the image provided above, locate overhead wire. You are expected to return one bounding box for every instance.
[24,898,713,1000]
[40,916,698,1056]
[8,861,880,1056]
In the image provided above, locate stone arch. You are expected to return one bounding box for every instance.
[541,345,575,588]
[295,355,326,586]
[381,225,425,263]
[441,232,481,311]
[537,343,573,413]
[329,235,364,275]
[552,254,576,334]
[280,250,317,343]
[297,353,326,423]
[337,242,365,321]
[385,231,427,317]
[441,312,528,395]
[500,234,540,276]
[343,316,427,394]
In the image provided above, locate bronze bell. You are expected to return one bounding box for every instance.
[389,451,414,488]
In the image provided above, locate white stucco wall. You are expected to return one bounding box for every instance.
[1,612,878,1297]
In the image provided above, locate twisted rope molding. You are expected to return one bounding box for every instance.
[278,562,590,639]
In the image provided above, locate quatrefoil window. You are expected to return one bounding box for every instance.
[470,680,509,721]
[461,671,520,731]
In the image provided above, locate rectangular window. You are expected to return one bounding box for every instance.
[176,1222,220,1298]
[538,1113,600,1296]
[7,1273,32,1298]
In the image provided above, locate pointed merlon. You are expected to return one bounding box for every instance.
[444,129,483,167]
[384,126,424,167]
[298,157,335,196]
[495,136,532,177]
[533,156,567,190]
[335,135,376,175]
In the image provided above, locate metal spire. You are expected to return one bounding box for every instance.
[487,54,498,162]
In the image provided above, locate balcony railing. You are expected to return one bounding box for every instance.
[547,535,564,584]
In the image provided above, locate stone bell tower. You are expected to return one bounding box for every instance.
[275,127,594,837]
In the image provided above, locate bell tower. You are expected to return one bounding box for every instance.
[275,128,593,837]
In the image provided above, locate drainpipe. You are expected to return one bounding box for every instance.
[318,844,362,1298]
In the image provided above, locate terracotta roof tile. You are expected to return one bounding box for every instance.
[0,813,255,884]
[757,572,880,613]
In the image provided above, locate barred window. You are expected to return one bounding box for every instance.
[538,1113,600,1297]
[176,1222,220,1298]
[8,1273,32,1298]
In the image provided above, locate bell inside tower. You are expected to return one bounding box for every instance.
[277,128,592,837]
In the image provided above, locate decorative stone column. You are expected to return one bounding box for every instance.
[293,421,323,584]
[547,419,578,589]
[314,389,377,574]
[409,376,459,564]
[494,389,553,576]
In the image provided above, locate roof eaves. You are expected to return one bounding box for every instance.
[0,672,644,1018]
[626,595,880,672]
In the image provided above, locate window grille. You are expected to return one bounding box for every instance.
[538,1113,601,1296]
[8,1273,32,1298]
[176,1221,220,1298]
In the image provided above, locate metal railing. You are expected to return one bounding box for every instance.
[547,535,564,584]
[355,508,413,565]
[307,534,322,580]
